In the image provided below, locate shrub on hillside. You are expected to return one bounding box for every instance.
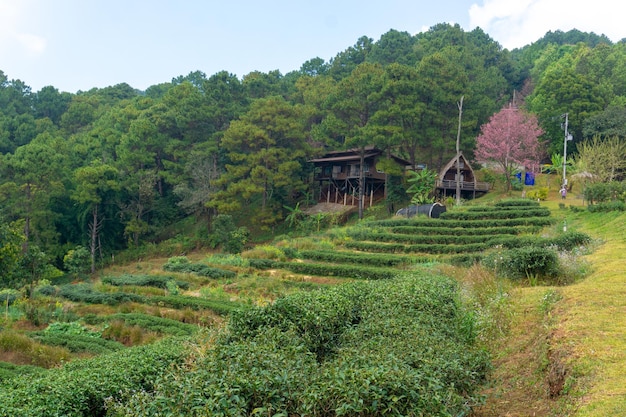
[109,275,489,416]
[162,256,236,279]
[101,274,190,290]
[483,246,559,280]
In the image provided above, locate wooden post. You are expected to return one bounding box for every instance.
[326,186,330,203]
[343,192,347,205]
[370,188,373,207]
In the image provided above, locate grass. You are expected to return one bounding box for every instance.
[552,210,626,416]
[466,178,626,416]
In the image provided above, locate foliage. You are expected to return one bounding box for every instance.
[101,274,190,290]
[63,246,91,277]
[29,322,125,354]
[583,181,626,204]
[208,214,249,254]
[0,338,188,417]
[575,136,626,184]
[109,275,488,416]
[0,222,23,286]
[162,256,236,279]
[525,187,549,200]
[482,246,559,281]
[298,249,417,267]
[82,313,197,336]
[406,168,437,205]
[440,207,551,220]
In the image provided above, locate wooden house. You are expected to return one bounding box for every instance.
[436,153,490,199]
[310,146,411,206]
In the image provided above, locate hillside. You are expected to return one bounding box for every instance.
[4,182,625,415]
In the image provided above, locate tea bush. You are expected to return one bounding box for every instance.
[298,249,418,267]
[162,256,236,279]
[483,246,559,280]
[440,208,550,220]
[0,362,44,383]
[0,337,188,417]
[101,274,190,290]
[109,275,489,416]
[83,313,197,336]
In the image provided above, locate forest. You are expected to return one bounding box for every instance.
[1,23,626,285]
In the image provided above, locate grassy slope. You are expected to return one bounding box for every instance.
[474,184,626,416]
[557,209,626,415]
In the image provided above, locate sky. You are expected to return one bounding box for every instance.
[0,0,623,93]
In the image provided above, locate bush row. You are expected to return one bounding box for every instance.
[57,284,240,315]
[584,181,626,204]
[366,216,555,229]
[249,259,400,280]
[0,362,44,383]
[482,246,560,279]
[587,200,626,212]
[344,240,486,254]
[58,284,145,305]
[388,225,539,236]
[101,274,190,290]
[342,231,591,256]
[495,199,541,207]
[0,338,188,417]
[298,249,421,267]
[440,208,550,220]
[108,275,489,417]
[162,256,236,279]
[346,229,507,245]
[29,333,125,354]
[82,313,198,336]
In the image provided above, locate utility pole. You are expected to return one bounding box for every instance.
[455,96,464,206]
[562,113,572,188]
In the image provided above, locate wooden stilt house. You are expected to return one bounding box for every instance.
[310,146,411,207]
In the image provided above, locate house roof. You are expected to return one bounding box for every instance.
[438,153,476,178]
[309,153,379,163]
[310,146,412,166]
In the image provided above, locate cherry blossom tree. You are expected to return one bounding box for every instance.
[474,105,546,191]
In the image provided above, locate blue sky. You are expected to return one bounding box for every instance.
[0,0,622,93]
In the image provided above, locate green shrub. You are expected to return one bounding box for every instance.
[440,208,550,220]
[62,246,91,277]
[298,249,417,267]
[0,362,44,383]
[494,199,540,207]
[0,289,19,306]
[276,261,399,280]
[58,284,146,305]
[0,338,188,416]
[587,200,626,212]
[112,275,489,416]
[82,313,197,336]
[30,333,125,354]
[525,187,549,201]
[483,246,559,280]
[162,257,236,279]
[101,274,190,290]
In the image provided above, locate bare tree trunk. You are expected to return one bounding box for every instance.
[90,205,98,274]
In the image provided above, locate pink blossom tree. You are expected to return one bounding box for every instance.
[474,105,546,191]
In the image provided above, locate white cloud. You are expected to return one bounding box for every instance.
[0,0,46,57]
[469,0,623,49]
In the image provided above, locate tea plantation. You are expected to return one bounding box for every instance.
[0,199,592,416]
